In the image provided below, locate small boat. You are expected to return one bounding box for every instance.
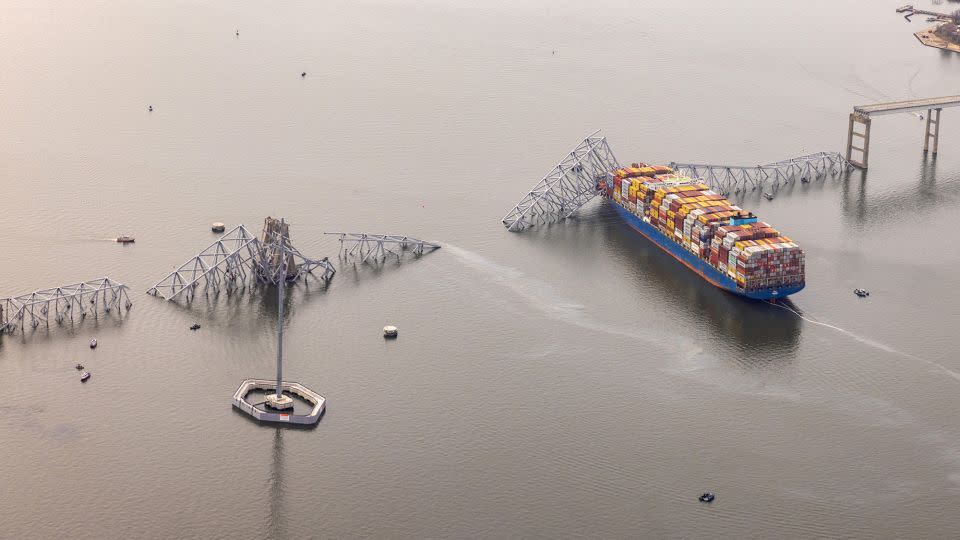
[763,192,775,201]
[854,288,869,298]
[301,72,307,77]
[699,492,715,503]
[148,105,153,112]
[75,363,84,370]
[80,371,91,382]
[116,235,135,243]
[211,222,226,233]
[190,323,201,331]
[383,325,398,339]
[89,339,97,349]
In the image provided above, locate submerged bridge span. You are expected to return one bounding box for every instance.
[0,277,132,334]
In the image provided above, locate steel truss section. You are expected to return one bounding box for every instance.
[669,152,852,196]
[325,233,441,263]
[147,221,335,301]
[0,277,132,334]
[257,218,336,284]
[502,130,621,231]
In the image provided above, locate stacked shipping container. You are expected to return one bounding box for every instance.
[602,164,804,293]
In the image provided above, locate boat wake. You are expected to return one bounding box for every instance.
[767,300,960,382]
[442,244,669,346]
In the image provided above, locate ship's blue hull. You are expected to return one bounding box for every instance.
[611,201,804,300]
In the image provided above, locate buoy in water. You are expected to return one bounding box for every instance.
[383,325,398,339]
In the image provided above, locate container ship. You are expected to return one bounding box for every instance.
[599,164,804,300]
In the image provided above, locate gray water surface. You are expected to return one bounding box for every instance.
[2,0,960,537]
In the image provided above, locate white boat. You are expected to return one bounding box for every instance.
[116,235,135,243]
[80,371,91,382]
[89,339,97,349]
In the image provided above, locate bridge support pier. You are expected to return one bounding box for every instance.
[924,108,942,155]
[846,113,871,169]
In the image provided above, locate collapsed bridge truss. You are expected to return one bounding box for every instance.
[502,131,854,232]
[325,232,441,263]
[0,277,132,334]
[501,130,621,231]
[147,220,335,301]
[669,152,854,196]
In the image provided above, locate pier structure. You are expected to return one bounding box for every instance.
[0,277,132,334]
[232,247,324,425]
[325,232,441,263]
[896,5,953,22]
[232,379,325,424]
[846,95,960,169]
[502,130,621,231]
[670,152,852,197]
[147,218,335,301]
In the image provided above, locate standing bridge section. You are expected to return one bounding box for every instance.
[846,95,960,168]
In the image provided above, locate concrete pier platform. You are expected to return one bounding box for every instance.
[915,26,960,53]
[232,379,325,425]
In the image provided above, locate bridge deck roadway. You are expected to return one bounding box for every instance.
[854,96,960,116]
